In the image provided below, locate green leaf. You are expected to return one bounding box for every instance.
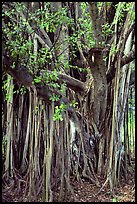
[112,198,117,202]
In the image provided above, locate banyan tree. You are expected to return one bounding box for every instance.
[2,2,135,202]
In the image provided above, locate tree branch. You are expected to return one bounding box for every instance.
[41,70,86,93]
[88,2,103,44]
[3,54,87,95]
[121,48,135,67]
[15,7,52,49]
[107,47,135,84]
[58,73,86,92]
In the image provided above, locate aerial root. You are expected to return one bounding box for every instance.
[94,177,109,197]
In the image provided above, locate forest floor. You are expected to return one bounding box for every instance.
[2,159,135,202]
[71,159,135,202]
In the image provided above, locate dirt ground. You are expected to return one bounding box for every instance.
[71,160,135,202]
[71,175,135,202]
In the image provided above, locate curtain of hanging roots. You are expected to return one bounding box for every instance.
[4,75,14,178]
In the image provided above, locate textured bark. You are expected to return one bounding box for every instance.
[88,2,104,45]
[86,48,107,127]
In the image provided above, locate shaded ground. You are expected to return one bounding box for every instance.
[2,159,135,202]
[72,159,135,202]
[72,174,135,202]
